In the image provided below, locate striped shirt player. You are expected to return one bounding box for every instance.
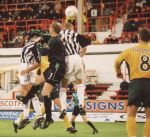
[13,33,43,133]
[60,28,90,80]
[59,22,91,118]
[60,29,81,56]
[18,40,40,85]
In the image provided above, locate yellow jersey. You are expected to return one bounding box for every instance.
[40,56,49,73]
[115,43,150,80]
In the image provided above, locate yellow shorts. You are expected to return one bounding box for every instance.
[40,56,49,74]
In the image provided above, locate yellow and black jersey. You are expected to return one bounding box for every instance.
[115,43,150,80]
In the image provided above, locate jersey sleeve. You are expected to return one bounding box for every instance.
[77,34,91,48]
[114,48,131,73]
[32,45,40,63]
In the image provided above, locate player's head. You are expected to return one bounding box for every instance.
[49,22,61,36]
[139,29,150,43]
[28,30,41,38]
[65,22,74,31]
[26,30,42,43]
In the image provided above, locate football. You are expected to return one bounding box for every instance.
[65,6,78,18]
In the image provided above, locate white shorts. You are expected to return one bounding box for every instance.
[18,63,36,85]
[64,54,85,80]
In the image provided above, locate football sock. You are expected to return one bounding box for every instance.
[76,84,85,107]
[63,115,71,128]
[143,119,150,137]
[31,96,42,116]
[126,117,136,137]
[15,113,24,125]
[59,88,67,111]
[71,121,75,128]
[23,100,31,119]
[44,96,52,121]
[87,121,97,130]
[40,104,45,115]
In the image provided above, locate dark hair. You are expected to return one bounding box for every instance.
[27,30,42,38]
[139,29,150,42]
[51,22,61,34]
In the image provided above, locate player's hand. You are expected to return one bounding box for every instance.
[116,72,123,79]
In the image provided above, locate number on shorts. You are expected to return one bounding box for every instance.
[140,55,150,71]
[48,73,53,80]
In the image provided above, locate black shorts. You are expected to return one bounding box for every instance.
[128,78,150,107]
[43,62,66,86]
[72,106,86,116]
[50,84,60,100]
[50,91,59,100]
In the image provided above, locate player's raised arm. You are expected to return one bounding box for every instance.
[77,34,91,48]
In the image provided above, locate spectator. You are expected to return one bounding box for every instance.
[41,1,49,11]
[117,80,129,97]
[37,10,43,19]
[123,19,133,32]
[122,37,130,43]
[2,31,9,48]
[145,6,150,12]
[130,18,140,32]
[104,35,120,44]
[54,0,62,13]
[3,31,8,43]
[111,36,119,44]
[41,11,48,19]
[106,34,113,44]
[7,11,14,21]
[51,0,63,20]
[27,7,34,19]
[131,32,138,43]
[52,10,64,20]
[0,9,5,20]
[118,37,123,44]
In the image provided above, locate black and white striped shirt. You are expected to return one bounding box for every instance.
[60,29,80,56]
[21,40,40,64]
[60,29,91,56]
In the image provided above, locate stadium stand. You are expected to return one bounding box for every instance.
[0,0,133,47]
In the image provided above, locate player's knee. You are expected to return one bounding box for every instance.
[42,91,49,96]
[127,106,138,117]
[61,80,68,88]
[60,87,67,92]
[76,78,83,84]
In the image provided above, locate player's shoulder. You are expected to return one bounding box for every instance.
[130,43,150,51]
[123,44,138,53]
[50,36,62,44]
[56,36,64,44]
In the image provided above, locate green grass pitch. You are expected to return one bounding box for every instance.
[0,120,144,137]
